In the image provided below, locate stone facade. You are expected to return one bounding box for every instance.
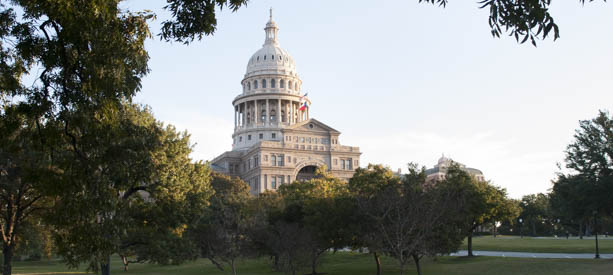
[211,11,361,195]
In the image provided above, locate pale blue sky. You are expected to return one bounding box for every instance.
[125,0,613,198]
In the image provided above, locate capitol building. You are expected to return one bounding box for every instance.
[211,12,361,195]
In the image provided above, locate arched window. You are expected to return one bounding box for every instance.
[264,55,267,60]
[280,79,285,88]
[262,79,267,88]
[270,109,276,122]
[271,79,276,88]
[246,112,251,124]
[248,82,251,90]
[261,109,266,122]
[257,56,260,61]
[272,55,275,60]
[295,82,299,91]
[281,110,286,122]
[288,81,293,90]
[254,80,258,89]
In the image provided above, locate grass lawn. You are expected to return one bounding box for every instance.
[465,235,613,253]
[11,252,613,275]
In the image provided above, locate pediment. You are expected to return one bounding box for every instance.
[285,118,340,134]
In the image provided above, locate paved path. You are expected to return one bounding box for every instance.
[450,250,613,259]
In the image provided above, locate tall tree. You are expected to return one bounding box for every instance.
[277,167,351,275]
[47,103,213,275]
[520,193,551,236]
[564,110,613,216]
[0,106,54,275]
[349,164,470,275]
[189,172,252,275]
[348,164,401,275]
[551,110,613,239]
[443,165,519,257]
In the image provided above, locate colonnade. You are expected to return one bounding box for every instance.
[234,98,309,129]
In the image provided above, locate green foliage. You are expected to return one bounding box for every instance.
[47,103,213,272]
[0,105,55,274]
[419,0,604,46]
[551,110,613,236]
[273,169,352,274]
[188,172,252,274]
[520,193,552,236]
[161,0,250,44]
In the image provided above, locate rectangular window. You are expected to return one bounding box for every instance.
[272,176,277,189]
[307,137,311,143]
[255,156,259,167]
[264,155,268,161]
[239,136,242,142]
[259,133,263,139]
[248,159,252,169]
[347,158,353,170]
[334,159,338,165]
[314,138,318,144]
[300,137,305,143]
[271,155,277,166]
[248,135,252,140]
[278,154,284,166]
[300,145,305,150]
[272,133,276,139]
[287,156,291,163]
[287,175,291,184]
[341,159,346,170]
[278,176,285,186]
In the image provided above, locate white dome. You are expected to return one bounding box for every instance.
[244,14,297,78]
[245,44,297,77]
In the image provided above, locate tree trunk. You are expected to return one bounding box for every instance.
[467,231,474,257]
[101,260,111,275]
[373,252,382,275]
[121,255,129,271]
[311,253,317,275]
[273,255,280,271]
[231,259,237,275]
[412,253,422,275]
[3,244,14,275]
[580,223,584,239]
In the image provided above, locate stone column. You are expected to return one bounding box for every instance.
[265,99,270,126]
[253,99,260,127]
[277,99,281,126]
[290,101,294,124]
[285,101,289,125]
[242,102,246,127]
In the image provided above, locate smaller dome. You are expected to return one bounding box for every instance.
[438,154,450,164]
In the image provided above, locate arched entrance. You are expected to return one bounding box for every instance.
[296,165,318,181]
